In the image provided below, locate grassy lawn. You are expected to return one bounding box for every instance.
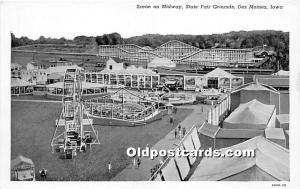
[11,95,52,101]
[11,101,192,181]
[11,51,102,68]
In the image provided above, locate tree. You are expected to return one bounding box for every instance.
[37,36,47,44]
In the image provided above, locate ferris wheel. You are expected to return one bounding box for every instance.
[51,68,100,159]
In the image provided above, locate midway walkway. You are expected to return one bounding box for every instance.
[112,104,211,181]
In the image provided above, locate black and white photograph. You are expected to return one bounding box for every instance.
[1,0,300,188]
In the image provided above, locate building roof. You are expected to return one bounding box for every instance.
[253,57,269,67]
[232,82,279,94]
[285,130,289,136]
[189,136,289,181]
[46,65,83,74]
[100,66,158,76]
[223,99,275,130]
[28,62,38,66]
[205,68,237,78]
[254,75,289,88]
[202,88,221,96]
[216,128,265,139]
[11,63,23,69]
[276,114,289,124]
[11,155,34,170]
[110,57,124,63]
[11,78,33,87]
[265,128,286,140]
[165,80,177,85]
[221,165,279,181]
[47,81,107,89]
[254,50,275,56]
[148,57,176,68]
[198,123,220,138]
[273,70,289,76]
[243,83,272,90]
[47,72,64,80]
[156,68,202,77]
[199,123,265,139]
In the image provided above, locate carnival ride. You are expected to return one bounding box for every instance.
[161,92,196,105]
[83,88,162,126]
[51,69,100,159]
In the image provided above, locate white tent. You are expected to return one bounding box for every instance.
[199,122,264,149]
[182,135,196,165]
[189,136,289,181]
[11,155,35,181]
[205,68,237,79]
[161,158,181,181]
[190,127,201,150]
[174,145,190,180]
[230,82,280,114]
[223,99,276,130]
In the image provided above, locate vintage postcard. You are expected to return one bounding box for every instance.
[0,0,300,188]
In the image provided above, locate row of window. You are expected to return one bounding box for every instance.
[21,72,47,76]
[47,87,108,95]
[11,86,33,95]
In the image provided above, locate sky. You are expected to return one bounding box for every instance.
[1,0,295,39]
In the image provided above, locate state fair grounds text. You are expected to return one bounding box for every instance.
[136,4,284,10]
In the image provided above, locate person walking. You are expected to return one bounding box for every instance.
[173,106,177,114]
[108,161,112,174]
[137,157,141,168]
[178,129,182,139]
[169,115,173,124]
[174,128,177,139]
[39,168,47,180]
[133,157,136,168]
[183,127,186,137]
